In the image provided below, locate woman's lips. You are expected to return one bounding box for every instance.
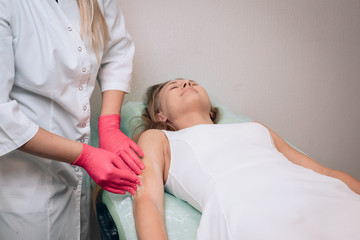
[181,88,196,96]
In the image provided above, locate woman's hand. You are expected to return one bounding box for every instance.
[72,143,139,195]
[98,114,144,175]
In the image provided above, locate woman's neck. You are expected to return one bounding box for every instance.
[172,113,214,130]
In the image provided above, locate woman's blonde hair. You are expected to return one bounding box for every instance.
[77,0,109,62]
[133,79,219,141]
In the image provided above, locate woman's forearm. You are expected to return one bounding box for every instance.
[133,198,167,240]
[264,122,360,195]
[328,170,360,195]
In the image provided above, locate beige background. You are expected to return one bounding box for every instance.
[91,0,360,179]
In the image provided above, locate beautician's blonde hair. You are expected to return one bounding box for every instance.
[133,79,220,141]
[77,0,109,62]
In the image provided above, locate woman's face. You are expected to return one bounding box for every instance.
[156,79,212,123]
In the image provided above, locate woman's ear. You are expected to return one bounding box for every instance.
[210,112,214,119]
[156,112,168,122]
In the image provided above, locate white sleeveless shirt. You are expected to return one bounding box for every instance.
[163,122,360,240]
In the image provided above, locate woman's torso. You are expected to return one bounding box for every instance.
[162,122,360,240]
[162,122,280,210]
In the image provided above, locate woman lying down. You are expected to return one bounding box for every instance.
[132,78,360,240]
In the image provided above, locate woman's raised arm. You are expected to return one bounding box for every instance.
[133,129,169,240]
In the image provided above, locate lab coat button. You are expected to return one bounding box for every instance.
[82,67,86,72]
[83,106,87,111]
[80,139,85,143]
[75,167,79,172]
[78,46,82,52]
[68,27,72,31]
[79,86,83,91]
[73,186,77,190]
[82,123,86,128]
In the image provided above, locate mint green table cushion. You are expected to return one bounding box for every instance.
[102,191,201,240]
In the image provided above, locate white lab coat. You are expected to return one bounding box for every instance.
[0,0,134,239]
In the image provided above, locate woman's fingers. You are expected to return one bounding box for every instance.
[103,185,137,195]
[103,180,137,193]
[119,151,142,175]
[129,140,144,158]
[127,146,145,170]
[125,148,145,171]
[109,162,141,185]
[102,186,126,194]
[120,186,137,195]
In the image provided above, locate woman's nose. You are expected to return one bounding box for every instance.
[182,81,191,89]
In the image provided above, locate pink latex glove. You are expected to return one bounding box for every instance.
[98,114,144,175]
[72,143,139,195]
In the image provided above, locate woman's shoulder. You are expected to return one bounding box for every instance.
[137,129,168,146]
[137,129,170,167]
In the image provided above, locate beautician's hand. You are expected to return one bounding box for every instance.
[98,114,144,175]
[72,143,139,195]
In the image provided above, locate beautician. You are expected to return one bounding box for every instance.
[0,0,143,239]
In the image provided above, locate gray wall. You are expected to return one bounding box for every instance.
[91,0,360,179]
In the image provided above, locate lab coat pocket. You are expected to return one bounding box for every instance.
[0,151,50,213]
[49,161,80,188]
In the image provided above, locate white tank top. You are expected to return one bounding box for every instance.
[163,122,360,240]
